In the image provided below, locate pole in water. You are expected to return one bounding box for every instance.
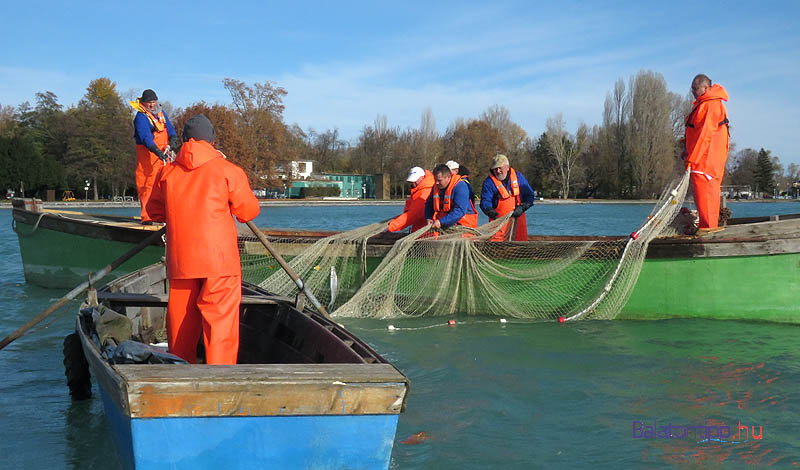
[245,221,331,318]
[0,226,166,351]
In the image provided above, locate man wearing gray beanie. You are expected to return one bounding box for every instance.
[145,114,260,365]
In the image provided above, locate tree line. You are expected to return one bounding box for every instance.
[0,70,791,200]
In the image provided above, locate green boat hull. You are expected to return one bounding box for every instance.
[14,219,164,288]
[13,202,800,323]
[621,253,800,323]
[242,214,800,323]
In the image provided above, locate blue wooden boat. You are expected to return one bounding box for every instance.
[67,262,409,469]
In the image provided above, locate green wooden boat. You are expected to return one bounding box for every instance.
[11,199,166,288]
[240,216,800,324]
[12,199,800,322]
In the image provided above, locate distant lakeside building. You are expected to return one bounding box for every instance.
[259,160,390,199]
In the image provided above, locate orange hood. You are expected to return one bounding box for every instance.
[175,139,221,170]
[695,84,728,105]
[411,170,435,197]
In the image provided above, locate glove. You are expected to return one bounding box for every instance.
[151,147,167,162]
[486,210,499,219]
[511,206,524,218]
[168,135,180,152]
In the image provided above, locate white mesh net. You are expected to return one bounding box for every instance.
[240,170,691,321]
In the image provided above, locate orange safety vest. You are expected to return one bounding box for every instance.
[488,168,528,241]
[432,174,478,228]
[135,109,169,221]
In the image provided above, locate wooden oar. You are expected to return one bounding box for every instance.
[0,226,166,351]
[245,221,331,319]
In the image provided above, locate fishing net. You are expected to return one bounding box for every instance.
[240,170,691,320]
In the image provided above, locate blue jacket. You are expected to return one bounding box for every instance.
[479,169,535,215]
[134,111,176,150]
[424,180,476,228]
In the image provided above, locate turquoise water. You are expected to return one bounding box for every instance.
[1,202,799,468]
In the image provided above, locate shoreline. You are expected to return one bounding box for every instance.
[0,198,796,210]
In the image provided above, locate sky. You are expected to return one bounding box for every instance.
[2,1,799,166]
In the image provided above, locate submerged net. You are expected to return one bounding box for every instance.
[240,170,691,320]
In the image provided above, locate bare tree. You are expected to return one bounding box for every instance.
[545,113,588,199]
[628,70,675,198]
[417,107,441,168]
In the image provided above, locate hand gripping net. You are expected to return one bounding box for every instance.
[240,170,691,320]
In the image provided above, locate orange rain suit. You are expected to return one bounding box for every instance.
[146,139,260,364]
[135,107,170,222]
[487,168,529,241]
[388,170,435,232]
[431,174,478,228]
[685,84,730,229]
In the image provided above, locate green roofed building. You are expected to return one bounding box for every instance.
[285,173,389,199]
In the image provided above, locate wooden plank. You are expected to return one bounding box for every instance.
[646,237,800,258]
[98,291,290,306]
[118,363,409,418]
[117,363,407,383]
[125,380,407,418]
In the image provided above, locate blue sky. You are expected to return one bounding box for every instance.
[2,1,798,166]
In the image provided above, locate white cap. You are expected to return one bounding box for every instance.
[406,166,425,182]
[445,160,460,171]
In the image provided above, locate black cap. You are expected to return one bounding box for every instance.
[139,89,158,102]
[183,115,216,143]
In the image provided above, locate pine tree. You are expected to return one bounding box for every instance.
[754,148,775,197]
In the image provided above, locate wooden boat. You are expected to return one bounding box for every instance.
[11,199,165,287]
[66,262,409,469]
[240,214,800,324]
[12,198,800,322]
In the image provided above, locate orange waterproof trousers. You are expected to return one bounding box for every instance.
[691,173,722,229]
[166,276,241,364]
[135,145,166,222]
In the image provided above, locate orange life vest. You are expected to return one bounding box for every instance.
[432,174,478,228]
[488,168,528,241]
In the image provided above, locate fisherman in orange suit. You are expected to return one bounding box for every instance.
[683,74,730,232]
[480,154,535,241]
[425,164,478,230]
[388,166,435,232]
[131,89,178,224]
[146,115,260,364]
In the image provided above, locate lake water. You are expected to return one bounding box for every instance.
[1,201,799,469]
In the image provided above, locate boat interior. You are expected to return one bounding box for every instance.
[86,263,385,366]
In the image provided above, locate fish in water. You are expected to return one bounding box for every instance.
[328,266,338,311]
[401,431,430,445]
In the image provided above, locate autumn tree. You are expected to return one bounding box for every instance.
[173,102,248,165]
[442,119,506,176]
[223,78,289,184]
[64,78,133,199]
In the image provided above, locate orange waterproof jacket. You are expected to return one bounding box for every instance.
[388,170,435,232]
[685,84,729,179]
[146,139,260,279]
